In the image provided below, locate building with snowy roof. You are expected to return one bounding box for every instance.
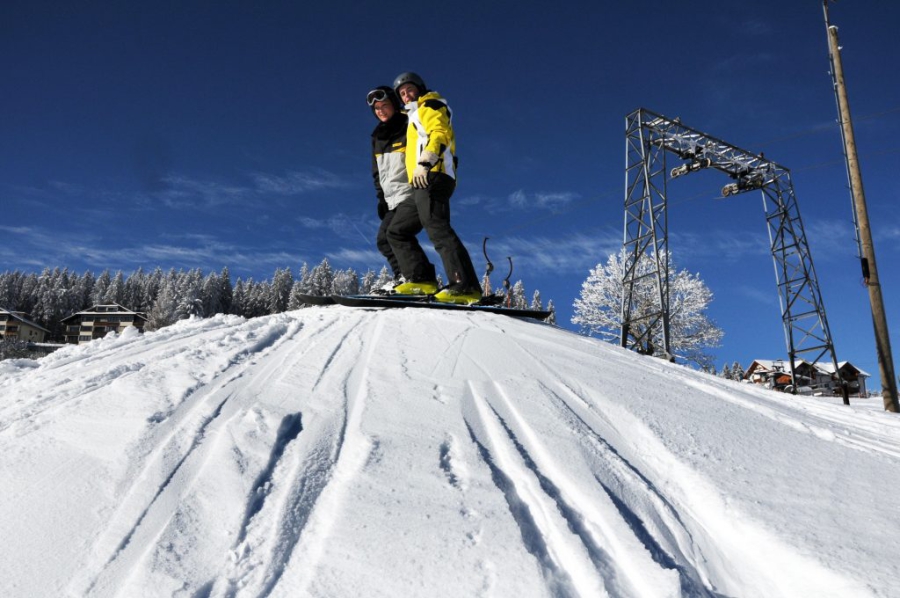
[0,308,51,342]
[745,359,870,397]
[61,303,147,345]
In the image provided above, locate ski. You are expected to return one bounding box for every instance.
[329,294,552,320]
[296,294,336,306]
[297,293,434,306]
[298,238,551,321]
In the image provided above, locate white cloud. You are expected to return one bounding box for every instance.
[325,247,386,268]
[297,213,374,243]
[0,226,305,278]
[253,169,353,195]
[479,230,621,275]
[156,175,254,209]
[735,284,779,306]
[742,19,774,37]
[10,168,355,213]
[457,189,580,214]
[507,189,577,212]
[672,229,770,262]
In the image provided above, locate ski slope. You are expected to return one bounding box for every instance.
[1,306,898,597]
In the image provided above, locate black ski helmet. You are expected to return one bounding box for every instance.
[393,72,427,97]
[366,85,401,114]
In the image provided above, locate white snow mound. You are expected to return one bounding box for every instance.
[1,306,899,598]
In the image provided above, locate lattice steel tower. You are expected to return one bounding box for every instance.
[622,108,847,400]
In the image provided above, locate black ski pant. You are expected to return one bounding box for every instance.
[376,210,402,278]
[386,172,480,290]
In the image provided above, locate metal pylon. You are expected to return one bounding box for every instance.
[622,110,671,358]
[622,108,846,397]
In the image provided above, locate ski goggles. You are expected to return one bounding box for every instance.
[366,88,389,106]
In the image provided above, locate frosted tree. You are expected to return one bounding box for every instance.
[32,268,69,336]
[123,268,145,311]
[219,267,233,315]
[18,272,38,316]
[103,271,125,305]
[202,271,225,316]
[371,266,393,293]
[572,250,723,369]
[287,280,307,310]
[347,269,360,295]
[246,280,271,318]
[33,268,57,324]
[175,269,204,319]
[332,268,359,296]
[268,267,294,314]
[545,299,557,326]
[0,273,13,310]
[731,361,745,381]
[91,270,111,306]
[720,363,732,380]
[295,263,313,295]
[510,280,527,309]
[0,271,23,311]
[232,279,248,316]
[360,269,378,294]
[142,268,164,312]
[146,280,178,331]
[241,280,260,318]
[309,259,335,296]
[530,290,543,312]
[73,271,95,312]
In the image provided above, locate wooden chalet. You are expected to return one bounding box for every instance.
[61,303,147,345]
[744,358,870,397]
[0,308,51,342]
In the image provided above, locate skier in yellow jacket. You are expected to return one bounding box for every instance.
[388,72,482,305]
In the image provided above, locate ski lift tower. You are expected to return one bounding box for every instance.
[622,108,848,402]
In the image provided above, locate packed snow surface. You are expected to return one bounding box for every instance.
[2,307,899,598]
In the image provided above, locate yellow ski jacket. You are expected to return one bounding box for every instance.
[405,91,457,181]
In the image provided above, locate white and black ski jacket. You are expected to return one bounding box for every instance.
[372,113,414,211]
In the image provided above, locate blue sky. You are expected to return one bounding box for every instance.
[2,1,899,377]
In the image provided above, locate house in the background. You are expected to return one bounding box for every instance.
[745,359,792,389]
[745,358,870,397]
[0,308,50,342]
[815,361,870,397]
[61,304,147,345]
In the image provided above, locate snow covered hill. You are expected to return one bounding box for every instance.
[1,306,899,598]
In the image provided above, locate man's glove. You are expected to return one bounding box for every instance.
[377,199,388,220]
[413,150,439,189]
[412,164,430,189]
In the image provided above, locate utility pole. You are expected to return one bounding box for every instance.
[823,1,899,412]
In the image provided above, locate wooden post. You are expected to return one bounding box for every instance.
[824,1,899,411]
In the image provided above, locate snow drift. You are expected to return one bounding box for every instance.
[1,306,898,598]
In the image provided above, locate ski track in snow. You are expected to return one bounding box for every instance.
[73,315,315,596]
[461,359,692,597]
[215,310,382,598]
[0,317,242,435]
[489,336,719,596]
[55,310,376,597]
[2,307,895,598]
[455,322,876,598]
[674,371,900,458]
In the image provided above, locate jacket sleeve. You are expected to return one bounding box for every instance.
[418,100,453,157]
[372,138,385,202]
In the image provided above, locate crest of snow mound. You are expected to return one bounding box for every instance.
[1,307,898,597]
